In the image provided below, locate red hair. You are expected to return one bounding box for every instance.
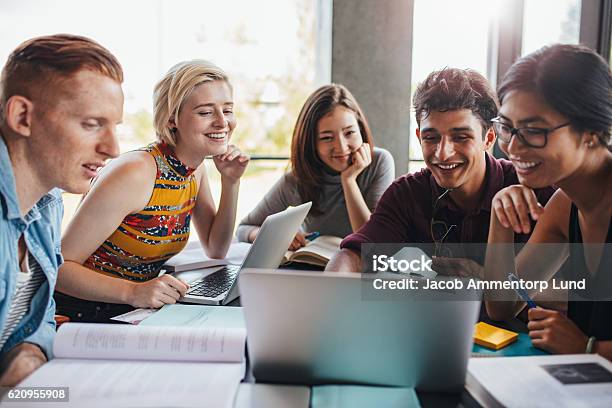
[0,34,123,112]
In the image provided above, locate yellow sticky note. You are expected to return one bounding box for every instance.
[473,322,518,350]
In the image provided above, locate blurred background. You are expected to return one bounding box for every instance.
[1,0,610,233]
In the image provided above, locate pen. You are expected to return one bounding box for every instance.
[305,231,320,241]
[507,273,537,309]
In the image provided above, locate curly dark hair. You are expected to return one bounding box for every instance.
[413,67,498,137]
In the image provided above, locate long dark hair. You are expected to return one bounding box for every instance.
[498,44,612,151]
[290,84,374,215]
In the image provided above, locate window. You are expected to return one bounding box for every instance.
[521,0,582,56]
[409,0,497,173]
[0,0,318,231]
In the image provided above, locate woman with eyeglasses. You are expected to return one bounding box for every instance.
[484,44,612,360]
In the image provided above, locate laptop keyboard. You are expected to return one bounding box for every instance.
[186,265,241,298]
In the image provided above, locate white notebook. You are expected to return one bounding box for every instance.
[4,323,247,408]
[467,354,612,408]
[281,235,342,267]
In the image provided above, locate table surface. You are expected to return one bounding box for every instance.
[114,265,543,407]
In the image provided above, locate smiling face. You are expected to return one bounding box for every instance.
[498,90,586,188]
[173,80,236,157]
[315,106,363,172]
[29,69,123,194]
[417,109,494,194]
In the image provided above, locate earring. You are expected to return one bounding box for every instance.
[587,141,595,148]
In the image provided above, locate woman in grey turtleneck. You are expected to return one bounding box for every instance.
[236,84,394,250]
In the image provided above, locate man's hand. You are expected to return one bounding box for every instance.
[528,307,588,354]
[0,343,47,387]
[325,248,361,273]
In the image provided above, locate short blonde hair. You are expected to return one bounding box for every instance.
[153,60,230,146]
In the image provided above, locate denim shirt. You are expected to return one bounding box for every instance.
[0,137,63,359]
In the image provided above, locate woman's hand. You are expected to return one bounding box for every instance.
[341,143,372,182]
[128,275,190,309]
[288,232,307,251]
[213,144,250,183]
[528,307,588,354]
[491,185,545,234]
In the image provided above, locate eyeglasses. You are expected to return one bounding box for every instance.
[430,189,457,258]
[491,117,570,148]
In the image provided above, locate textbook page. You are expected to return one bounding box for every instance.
[53,323,246,363]
[296,235,342,259]
[5,359,243,408]
[283,235,342,265]
[467,354,612,408]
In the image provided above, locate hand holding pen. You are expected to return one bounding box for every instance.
[288,231,320,251]
[508,272,537,309]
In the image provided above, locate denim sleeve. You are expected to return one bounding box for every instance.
[24,190,63,359]
[23,295,57,359]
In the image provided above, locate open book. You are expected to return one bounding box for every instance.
[6,323,246,408]
[163,241,251,272]
[281,235,342,267]
[467,354,612,408]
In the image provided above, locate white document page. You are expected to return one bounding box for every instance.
[468,354,612,408]
[110,308,158,324]
[392,247,437,278]
[140,305,245,328]
[4,359,243,408]
[295,236,342,259]
[53,323,246,363]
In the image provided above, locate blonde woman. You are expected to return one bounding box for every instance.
[55,60,249,321]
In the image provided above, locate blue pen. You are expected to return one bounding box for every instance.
[305,231,320,241]
[508,273,537,308]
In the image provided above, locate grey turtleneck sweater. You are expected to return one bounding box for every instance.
[236,147,395,241]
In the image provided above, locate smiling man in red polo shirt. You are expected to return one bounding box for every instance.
[326,68,555,273]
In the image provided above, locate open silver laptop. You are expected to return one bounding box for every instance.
[179,202,311,305]
[240,269,481,391]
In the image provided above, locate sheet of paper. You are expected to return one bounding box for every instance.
[111,308,158,324]
[467,354,612,408]
[53,323,246,363]
[298,236,342,257]
[140,304,245,328]
[392,247,437,278]
[3,359,243,408]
